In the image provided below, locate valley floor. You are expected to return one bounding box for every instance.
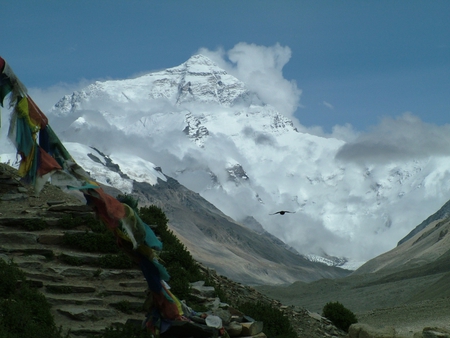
[356,297,450,337]
[255,271,450,337]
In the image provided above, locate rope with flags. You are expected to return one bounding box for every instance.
[0,56,184,335]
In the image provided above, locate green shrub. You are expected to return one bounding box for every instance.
[110,301,134,314]
[58,214,103,232]
[138,205,168,229]
[138,205,203,299]
[237,301,297,338]
[0,260,63,338]
[0,260,25,298]
[57,214,82,229]
[63,231,119,253]
[23,218,47,231]
[322,301,357,332]
[60,255,84,266]
[46,285,73,294]
[98,253,134,269]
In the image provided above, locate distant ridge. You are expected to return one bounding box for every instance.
[398,199,450,246]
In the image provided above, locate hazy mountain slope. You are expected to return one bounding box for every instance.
[354,211,450,275]
[131,176,350,285]
[397,198,450,245]
[56,143,351,285]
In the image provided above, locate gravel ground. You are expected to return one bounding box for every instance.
[357,297,450,336]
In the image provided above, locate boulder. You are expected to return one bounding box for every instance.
[241,321,264,336]
[422,327,450,338]
[225,321,243,337]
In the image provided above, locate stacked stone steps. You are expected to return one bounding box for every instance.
[0,224,150,337]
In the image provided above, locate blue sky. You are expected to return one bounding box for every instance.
[2,0,450,133]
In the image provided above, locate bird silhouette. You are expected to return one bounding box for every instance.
[269,210,295,215]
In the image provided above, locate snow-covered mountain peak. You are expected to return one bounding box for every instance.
[169,54,226,75]
[51,54,260,118]
[34,55,450,270]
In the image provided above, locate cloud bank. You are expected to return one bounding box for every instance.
[197,43,302,121]
[336,113,450,164]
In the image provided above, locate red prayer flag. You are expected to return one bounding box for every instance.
[37,147,62,176]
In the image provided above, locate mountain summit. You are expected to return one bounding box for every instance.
[29,55,450,269]
[52,54,259,116]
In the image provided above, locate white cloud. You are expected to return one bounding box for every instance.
[197,43,302,120]
[323,101,334,109]
[336,113,450,164]
[296,122,359,143]
[28,81,91,113]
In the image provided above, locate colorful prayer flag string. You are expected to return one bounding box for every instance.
[0,56,183,334]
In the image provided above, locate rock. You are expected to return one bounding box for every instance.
[7,248,54,258]
[349,323,397,338]
[57,306,117,321]
[0,177,19,185]
[38,233,64,245]
[46,284,96,294]
[225,321,243,337]
[16,261,43,270]
[1,193,27,201]
[46,295,104,306]
[190,280,216,297]
[423,327,450,338]
[211,307,232,324]
[0,232,39,244]
[241,321,264,336]
[0,216,44,227]
[47,204,93,213]
[204,297,221,310]
[100,289,145,297]
[58,253,101,267]
[24,272,64,282]
[46,200,66,206]
[119,281,148,288]
[308,311,323,321]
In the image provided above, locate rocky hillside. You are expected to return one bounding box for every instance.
[130,175,351,286]
[354,218,450,275]
[0,163,347,338]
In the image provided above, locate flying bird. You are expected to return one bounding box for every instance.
[270,210,296,215]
